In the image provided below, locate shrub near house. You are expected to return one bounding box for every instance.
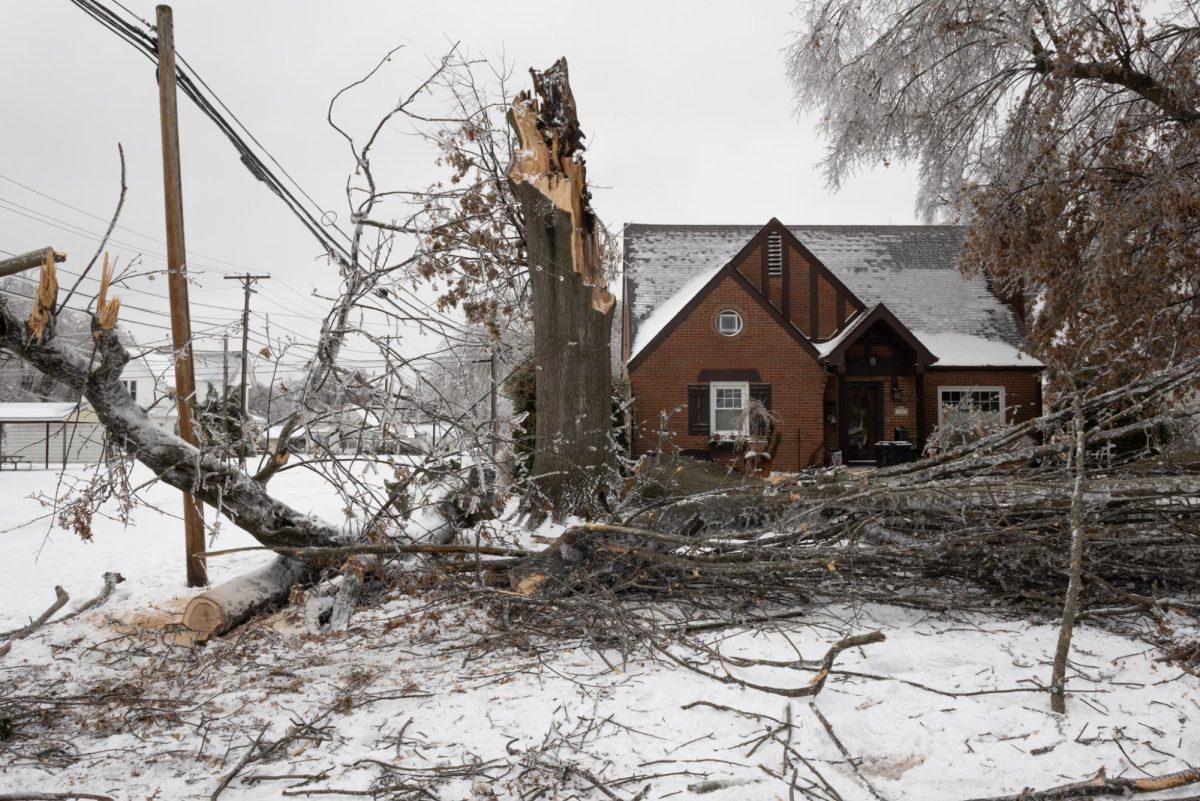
[622,220,1043,470]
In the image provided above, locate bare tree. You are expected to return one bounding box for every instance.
[788,0,1200,386]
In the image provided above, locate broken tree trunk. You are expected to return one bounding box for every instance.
[0,259,355,553]
[508,58,616,517]
[0,247,65,279]
[182,556,316,639]
[0,256,379,636]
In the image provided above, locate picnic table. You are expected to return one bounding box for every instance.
[0,454,32,470]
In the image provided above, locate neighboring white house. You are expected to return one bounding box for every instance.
[0,402,106,467]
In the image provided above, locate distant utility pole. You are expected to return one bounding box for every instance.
[222,334,230,458]
[156,4,206,588]
[223,272,270,469]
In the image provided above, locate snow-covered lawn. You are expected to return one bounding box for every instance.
[1,464,1197,800]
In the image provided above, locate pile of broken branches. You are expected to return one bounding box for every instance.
[469,358,1200,642]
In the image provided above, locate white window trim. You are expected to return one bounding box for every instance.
[716,310,743,336]
[936,385,1006,426]
[710,381,750,436]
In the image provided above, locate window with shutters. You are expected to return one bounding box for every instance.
[711,381,748,435]
[689,382,772,438]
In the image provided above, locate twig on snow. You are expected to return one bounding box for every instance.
[810,703,887,801]
[0,586,70,657]
[660,631,886,698]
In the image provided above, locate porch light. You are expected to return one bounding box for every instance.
[891,378,901,401]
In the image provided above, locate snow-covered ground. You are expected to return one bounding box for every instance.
[1,464,1198,800]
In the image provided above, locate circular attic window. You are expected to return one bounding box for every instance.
[716,310,743,336]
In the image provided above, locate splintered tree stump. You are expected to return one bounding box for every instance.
[508,58,615,516]
[182,556,315,639]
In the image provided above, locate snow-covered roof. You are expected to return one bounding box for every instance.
[915,332,1042,368]
[625,224,1030,364]
[630,261,724,356]
[0,402,83,422]
[815,307,875,359]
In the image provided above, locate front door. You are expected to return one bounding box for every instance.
[843,382,883,464]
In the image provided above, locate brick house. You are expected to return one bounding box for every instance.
[621,219,1044,469]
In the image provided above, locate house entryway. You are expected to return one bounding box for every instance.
[842,382,883,464]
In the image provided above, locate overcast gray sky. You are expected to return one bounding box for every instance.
[0,1,920,378]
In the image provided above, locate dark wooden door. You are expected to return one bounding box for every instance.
[843,383,883,464]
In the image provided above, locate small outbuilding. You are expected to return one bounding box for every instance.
[0,402,107,468]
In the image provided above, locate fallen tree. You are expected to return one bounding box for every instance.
[5,248,1200,638]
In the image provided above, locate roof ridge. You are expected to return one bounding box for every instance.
[624,222,964,230]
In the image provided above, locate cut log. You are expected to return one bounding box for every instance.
[183,556,315,639]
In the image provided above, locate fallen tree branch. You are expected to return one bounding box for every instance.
[0,586,70,657]
[810,703,886,801]
[0,247,66,279]
[0,283,354,555]
[661,631,886,698]
[48,572,124,625]
[963,765,1200,801]
[198,542,532,561]
[0,794,115,801]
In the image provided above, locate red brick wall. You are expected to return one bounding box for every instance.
[738,245,765,295]
[785,244,812,335]
[923,370,1043,434]
[817,275,841,339]
[627,231,1043,469]
[629,272,829,470]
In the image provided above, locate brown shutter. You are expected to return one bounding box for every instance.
[750,383,772,410]
[688,384,710,435]
[750,384,772,436]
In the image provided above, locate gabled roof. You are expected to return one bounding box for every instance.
[627,252,821,371]
[624,223,1028,362]
[817,303,937,368]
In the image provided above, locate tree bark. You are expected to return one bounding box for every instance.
[508,58,615,517]
[1050,390,1088,713]
[0,272,351,555]
[182,555,315,639]
[0,248,65,279]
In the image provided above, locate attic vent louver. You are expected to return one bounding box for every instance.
[767,232,783,277]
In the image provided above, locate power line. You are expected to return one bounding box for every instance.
[0,171,292,275]
[63,0,487,359]
[66,0,354,268]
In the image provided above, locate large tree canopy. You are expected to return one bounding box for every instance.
[788,0,1200,380]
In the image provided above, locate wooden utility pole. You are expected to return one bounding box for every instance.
[222,334,230,458]
[224,273,269,469]
[155,4,206,587]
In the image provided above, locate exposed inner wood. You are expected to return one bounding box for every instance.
[182,555,315,638]
[508,60,613,315]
